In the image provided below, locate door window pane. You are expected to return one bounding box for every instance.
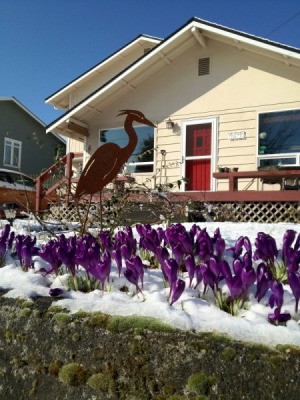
[186,124,211,157]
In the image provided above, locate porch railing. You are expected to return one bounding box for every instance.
[35,152,82,214]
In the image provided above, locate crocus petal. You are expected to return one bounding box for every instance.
[169,279,186,306]
[49,288,64,297]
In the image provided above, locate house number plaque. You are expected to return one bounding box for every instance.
[228,131,246,141]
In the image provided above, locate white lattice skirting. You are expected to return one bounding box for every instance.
[45,201,300,224]
[212,202,300,223]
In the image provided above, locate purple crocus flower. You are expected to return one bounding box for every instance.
[255,263,270,302]
[215,237,225,261]
[194,265,203,289]
[163,258,179,297]
[200,262,217,295]
[268,307,291,325]
[226,275,243,300]
[99,230,113,252]
[219,260,231,279]
[288,271,300,312]
[169,279,186,306]
[180,231,193,254]
[124,259,142,294]
[185,254,195,288]
[121,243,132,260]
[282,230,296,261]
[14,234,38,271]
[227,236,244,259]
[141,237,157,254]
[269,280,284,310]
[240,266,256,294]
[20,244,35,271]
[156,246,169,268]
[89,252,111,290]
[39,240,62,276]
[172,243,183,267]
[56,235,77,277]
[126,256,145,288]
[233,258,243,275]
[285,247,300,272]
[253,232,278,266]
[76,234,100,272]
[49,288,64,297]
[243,237,252,254]
[112,247,122,277]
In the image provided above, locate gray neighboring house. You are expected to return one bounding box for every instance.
[0,97,66,176]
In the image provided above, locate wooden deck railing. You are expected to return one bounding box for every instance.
[35,152,82,214]
[212,169,300,202]
[35,155,300,215]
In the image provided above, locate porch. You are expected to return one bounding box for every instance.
[35,153,300,224]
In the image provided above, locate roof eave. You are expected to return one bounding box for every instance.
[46,17,300,133]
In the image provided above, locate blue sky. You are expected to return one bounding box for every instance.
[1,0,300,125]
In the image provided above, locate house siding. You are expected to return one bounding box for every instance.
[55,32,300,192]
[0,100,65,175]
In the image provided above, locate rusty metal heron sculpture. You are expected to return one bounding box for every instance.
[75,109,156,198]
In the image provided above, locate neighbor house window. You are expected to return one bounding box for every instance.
[258,109,300,166]
[99,125,154,173]
[3,138,22,168]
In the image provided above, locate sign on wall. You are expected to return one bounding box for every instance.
[228,131,246,141]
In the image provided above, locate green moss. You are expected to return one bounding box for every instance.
[107,315,174,333]
[186,372,215,396]
[87,312,110,327]
[276,344,300,354]
[58,363,87,386]
[21,300,34,308]
[47,305,66,314]
[5,331,14,341]
[72,332,81,342]
[53,313,72,325]
[222,347,236,361]
[87,372,111,392]
[74,310,89,319]
[20,307,31,317]
[268,355,285,369]
[32,310,42,319]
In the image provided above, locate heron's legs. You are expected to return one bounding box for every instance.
[99,191,103,230]
[80,194,93,235]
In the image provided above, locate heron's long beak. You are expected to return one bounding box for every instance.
[144,118,156,128]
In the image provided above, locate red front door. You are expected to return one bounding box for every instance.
[184,123,212,191]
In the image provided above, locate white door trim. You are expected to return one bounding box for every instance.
[180,117,218,191]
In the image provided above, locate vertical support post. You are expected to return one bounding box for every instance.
[35,176,42,215]
[65,152,74,204]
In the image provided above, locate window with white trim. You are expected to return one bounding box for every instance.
[258,109,300,167]
[3,138,22,168]
[99,125,154,173]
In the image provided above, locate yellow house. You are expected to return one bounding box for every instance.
[45,17,300,220]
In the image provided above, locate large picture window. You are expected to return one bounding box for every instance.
[258,109,300,166]
[3,138,22,168]
[99,125,154,173]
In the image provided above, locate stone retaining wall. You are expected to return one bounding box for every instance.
[1,295,300,400]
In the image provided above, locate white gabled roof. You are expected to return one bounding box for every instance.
[45,34,161,109]
[46,17,300,135]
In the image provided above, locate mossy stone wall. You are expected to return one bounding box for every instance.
[0,295,300,400]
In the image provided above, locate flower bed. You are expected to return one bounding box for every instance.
[0,221,300,348]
